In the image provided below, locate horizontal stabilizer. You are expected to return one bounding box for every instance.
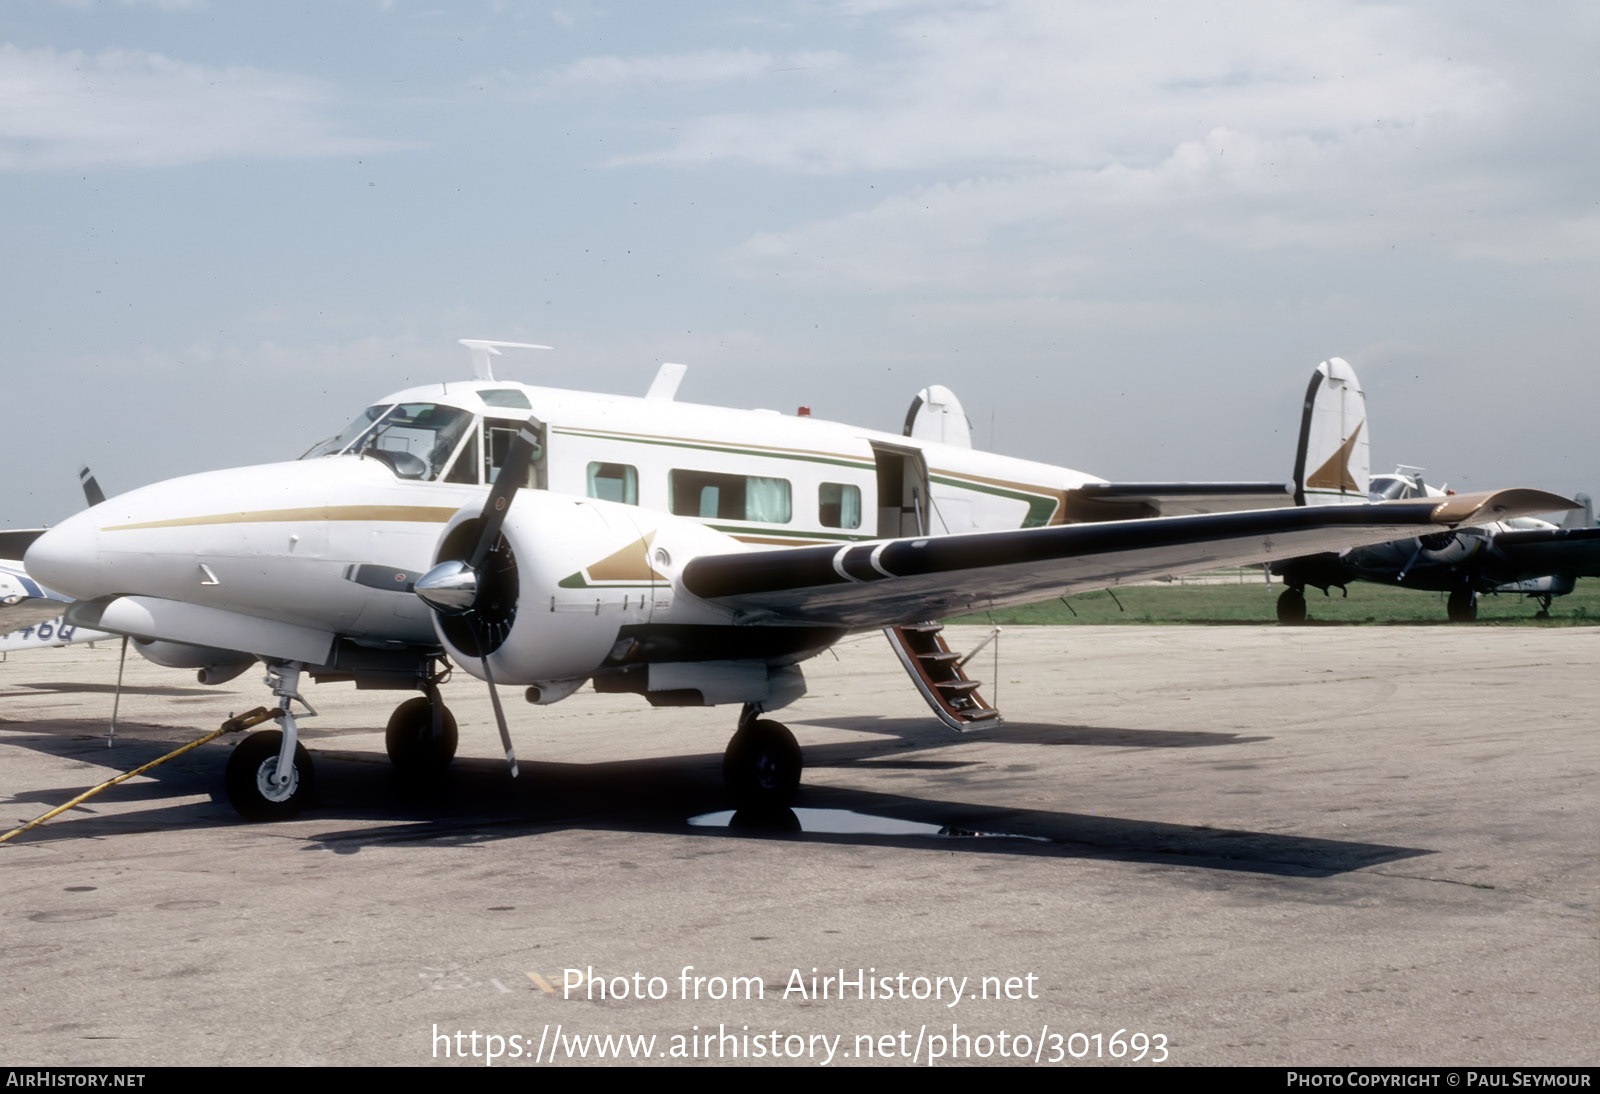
[1063,482,1294,521]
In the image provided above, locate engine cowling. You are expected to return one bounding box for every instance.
[1414,528,1485,565]
[422,491,664,687]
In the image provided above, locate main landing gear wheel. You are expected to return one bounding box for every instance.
[723,719,802,811]
[1277,587,1308,624]
[1447,588,1478,623]
[385,697,459,775]
[225,729,314,821]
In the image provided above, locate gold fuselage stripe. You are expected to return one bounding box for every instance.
[105,505,461,531]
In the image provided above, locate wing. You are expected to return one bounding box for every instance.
[682,489,1574,627]
[1062,481,1294,521]
[1491,525,1600,578]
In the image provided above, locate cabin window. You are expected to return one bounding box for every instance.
[587,462,638,505]
[669,470,791,523]
[480,388,532,410]
[819,483,862,529]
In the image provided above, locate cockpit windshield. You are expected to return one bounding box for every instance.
[301,403,475,482]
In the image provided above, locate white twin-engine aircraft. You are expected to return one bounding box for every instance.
[21,342,1571,820]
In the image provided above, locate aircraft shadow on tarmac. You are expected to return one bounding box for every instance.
[1,681,220,698]
[1,719,1427,878]
[806,714,1274,750]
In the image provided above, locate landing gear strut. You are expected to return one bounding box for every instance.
[225,662,316,820]
[1447,588,1478,623]
[723,706,802,810]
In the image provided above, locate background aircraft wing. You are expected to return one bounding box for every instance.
[682,489,1573,627]
[1491,525,1600,577]
[0,556,110,649]
[0,557,74,632]
[1062,481,1295,520]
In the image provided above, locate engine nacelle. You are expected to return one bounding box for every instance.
[1414,529,1485,566]
[426,492,666,687]
[132,638,256,684]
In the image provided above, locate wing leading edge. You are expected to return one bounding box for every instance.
[683,489,1575,628]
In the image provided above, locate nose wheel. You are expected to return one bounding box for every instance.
[723,716,802,810]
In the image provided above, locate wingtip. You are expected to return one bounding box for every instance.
[1430,488,1578,526]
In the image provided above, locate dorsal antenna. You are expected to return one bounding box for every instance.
[458,339,552,381]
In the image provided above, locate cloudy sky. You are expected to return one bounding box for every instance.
[4,0,1596,527]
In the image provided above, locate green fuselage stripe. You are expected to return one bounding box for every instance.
[552,428,874,471]
[929,474,1058,528]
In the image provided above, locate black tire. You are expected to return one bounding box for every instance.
[225,730,314,820]
[1447,588,1478,623]
[1277,587,1308,624]
[385,697,459,774]
[723,719,802,810]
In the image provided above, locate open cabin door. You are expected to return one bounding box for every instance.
[486,415,548,490]
[871,442,931,538]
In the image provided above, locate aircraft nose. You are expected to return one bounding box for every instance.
[23,511,101,598]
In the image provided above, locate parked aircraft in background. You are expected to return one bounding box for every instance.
[15,342,1572,819]
[1273,360,1599,622]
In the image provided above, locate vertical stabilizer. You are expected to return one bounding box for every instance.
[1562,492,1594,529]
[902,384,973,448]
[1292,357,1369,506]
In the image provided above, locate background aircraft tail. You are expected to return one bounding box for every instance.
[1292,357,1369,506]
[1561,492,1593,529]
[902,384,973,448]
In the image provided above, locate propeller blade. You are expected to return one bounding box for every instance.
[79,466,106,508]
[468,420,541,570]
[1398,541,1424,583]
[469,617,519,777]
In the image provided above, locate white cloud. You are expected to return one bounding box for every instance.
[548,49,776,88]
[663,0,1598,287]
[494,48,847,99]
[625,3,1499,174]
[51,0,207,8]
[0,45,401,172]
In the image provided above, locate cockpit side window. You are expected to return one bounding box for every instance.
[444,429,481,484]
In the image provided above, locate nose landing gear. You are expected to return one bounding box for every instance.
[225,662,317,820]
